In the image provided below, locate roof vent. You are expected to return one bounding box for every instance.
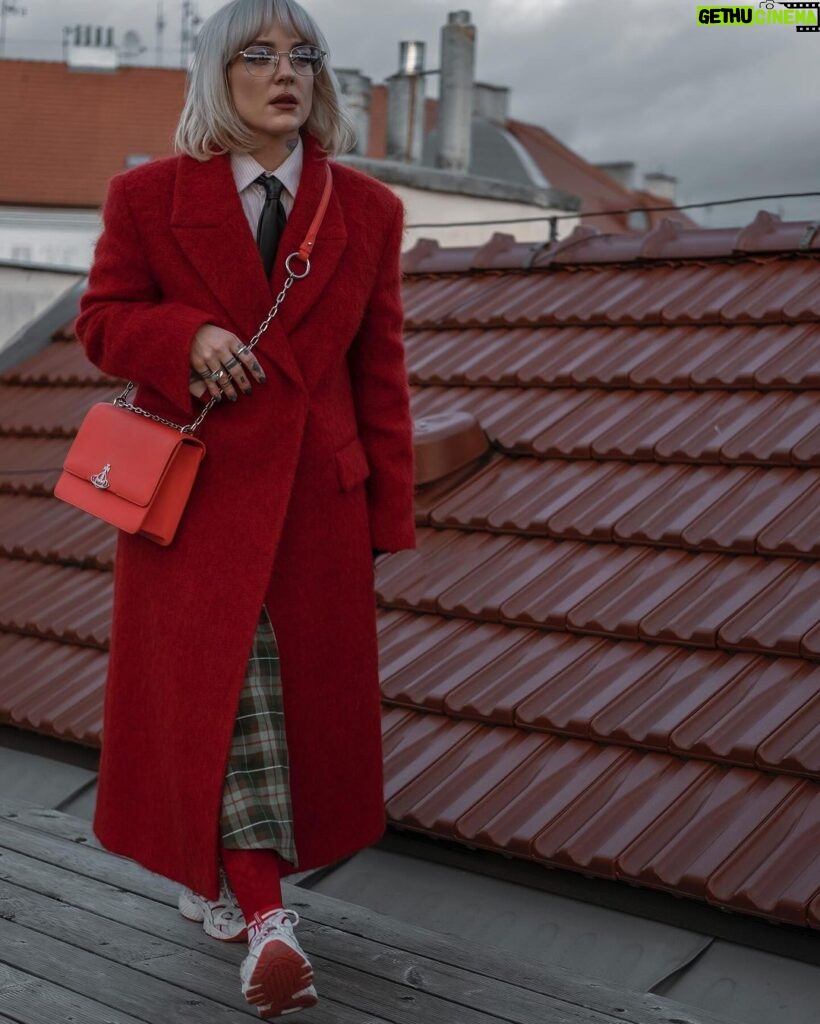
[413,410,489,485]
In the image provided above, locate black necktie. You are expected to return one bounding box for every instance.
[255,173,287,279]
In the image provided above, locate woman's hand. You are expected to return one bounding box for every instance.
[188,324,267,403]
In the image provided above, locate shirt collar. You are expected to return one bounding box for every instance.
[230,135,303,200]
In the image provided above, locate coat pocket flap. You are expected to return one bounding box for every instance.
[335,435,370,491]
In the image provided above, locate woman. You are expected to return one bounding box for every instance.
[75,0,416,1016]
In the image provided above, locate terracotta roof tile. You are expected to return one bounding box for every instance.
[736,211,820,254]
[757,686,820,775]
[704,781,820,926]
[757,480,820,557]
[717,562,820,657]
[382,707,480,802]
[0,557,111,646]
[792,424,820,465]
[2,215,819,931]
[667,656,820,772]
[612,465,752,547]
[0,437,72,494]
[637,554,797,649]
[0,384,116,437]
[650,391,797,464]
[588,647,759,750]
[0,632,105,744]
[753,325,820,388]
[679,467,819,553]
[800,621,820,660]
[689,324,818,389]
[445,630,596,725]
[530,750,714,873]
[386,722,548,832]
[0,494,116,569]
[453,734,627,856]
[618,767,802,901]
[515,639,678,734]
[382,619,526,714]
[1,340,118,386]
[717,391,820,464]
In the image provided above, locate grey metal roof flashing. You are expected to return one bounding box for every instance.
[336,153,580,210]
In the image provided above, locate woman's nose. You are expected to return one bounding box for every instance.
[274,54,297,79]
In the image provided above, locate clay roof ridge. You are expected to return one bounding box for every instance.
[400,211,820,275]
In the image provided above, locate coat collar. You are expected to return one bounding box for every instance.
[170,129,348,389]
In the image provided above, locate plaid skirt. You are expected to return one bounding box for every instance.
[219,603,299,866]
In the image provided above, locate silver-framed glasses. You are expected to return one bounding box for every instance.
[231,44,327,77]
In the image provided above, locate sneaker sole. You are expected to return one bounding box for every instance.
[243,938,317,1017]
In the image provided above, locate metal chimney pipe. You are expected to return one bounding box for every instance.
[386,40,426,164]
[436,11,475,173]
[335,69,373,156]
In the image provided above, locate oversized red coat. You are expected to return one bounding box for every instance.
[75,129,417,901]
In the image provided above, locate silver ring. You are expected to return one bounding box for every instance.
[210,368,228,381]
[285,252,310,279]
[235,343,250,355]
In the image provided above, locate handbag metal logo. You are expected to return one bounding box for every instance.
[91,463,111,489]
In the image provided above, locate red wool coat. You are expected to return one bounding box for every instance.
[75,129,417,901]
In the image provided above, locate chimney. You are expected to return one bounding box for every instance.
[436,11,475,173]
[472,82,509,125]
[643,171,677,203]
[386,41,426,164]
[336,68,373,156]
[594,161,636,190]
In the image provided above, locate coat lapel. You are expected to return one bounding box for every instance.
[170,149,303,387]
[169,130,348,390]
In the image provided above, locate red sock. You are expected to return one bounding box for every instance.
[220,844,284,925]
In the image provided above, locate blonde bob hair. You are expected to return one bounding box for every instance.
[175,0,357,160]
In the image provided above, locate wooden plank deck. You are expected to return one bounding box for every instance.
[0,797,739,1024]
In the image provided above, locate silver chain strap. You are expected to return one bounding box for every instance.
[112,252,310,435]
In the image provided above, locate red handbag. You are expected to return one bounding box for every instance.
[55,164,333,546]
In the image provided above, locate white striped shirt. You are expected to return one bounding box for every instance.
[230,136,303,238]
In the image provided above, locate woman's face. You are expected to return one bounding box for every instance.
[227,20,315,144]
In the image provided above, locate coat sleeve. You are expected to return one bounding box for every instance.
[347,198,417,553]
[74,171,215,420]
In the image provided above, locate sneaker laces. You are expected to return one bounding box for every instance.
[248,906,300,943]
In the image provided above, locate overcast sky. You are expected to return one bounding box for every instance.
[4,0,818,227]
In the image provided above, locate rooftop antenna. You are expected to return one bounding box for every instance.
[156,0,166,67]
[0,1,27,59]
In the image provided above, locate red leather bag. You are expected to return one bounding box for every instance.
[55,165,333,546]
[55,400,205,545]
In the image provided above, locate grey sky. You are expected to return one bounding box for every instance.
[4,0,818,227]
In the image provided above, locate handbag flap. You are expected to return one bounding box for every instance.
[63,402,204,507]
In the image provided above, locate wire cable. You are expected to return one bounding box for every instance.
[406,190,820,230]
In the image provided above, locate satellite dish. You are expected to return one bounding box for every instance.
[120,29,146,58]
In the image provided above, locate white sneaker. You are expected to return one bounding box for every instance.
[178,865,248,942]
[240,908,318,1017]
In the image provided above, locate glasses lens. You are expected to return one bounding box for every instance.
[243,46,277,76]
[290,45,324,76]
